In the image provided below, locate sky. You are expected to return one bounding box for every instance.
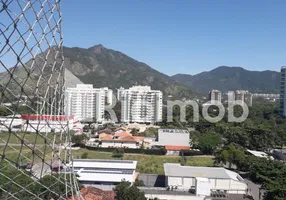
[19,1,286,75]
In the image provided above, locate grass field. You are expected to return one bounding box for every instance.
[0,132,62,145]
[72,149,216,174]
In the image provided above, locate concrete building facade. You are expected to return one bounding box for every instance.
[119,86,163,123]
[164,163,247,196]
[65,84,112,122]
[208,90,222,104]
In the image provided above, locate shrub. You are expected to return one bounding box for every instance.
[112,148,125,158]
[81,152,88,159]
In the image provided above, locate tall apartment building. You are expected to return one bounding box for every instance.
[118,86,163,123]
[65,84,112,122]
[208,90,222,104]
[280,66,286,116]
[235,90,253,106]
[227,90,253,106]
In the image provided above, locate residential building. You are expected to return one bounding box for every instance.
[99,132,141,149]
[280,66,286,116]
[164,163,247,195]
[208,90,222,104]
[71,159,137,190]
[153,129,190,155]
[235,90,253,106]
[65,84,113,122]
[119,86,163,123]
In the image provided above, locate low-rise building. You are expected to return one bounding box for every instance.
[164,163,247,196]
[153,129,190,153]
[246,149,274,160]
[72,159,137,190]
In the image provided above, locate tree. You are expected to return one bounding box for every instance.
[112,148,124,158]
[196,132,221,155]
[189,130,201,147]
[114,181,146,200]
[71,134,87,147]
[215,144,245,168]
[130,128,138,135]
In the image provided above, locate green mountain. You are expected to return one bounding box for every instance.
[0,45,194,99]
[171,66,280,93]
[63,44,193,98]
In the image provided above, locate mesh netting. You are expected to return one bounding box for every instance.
[0,0,81,199]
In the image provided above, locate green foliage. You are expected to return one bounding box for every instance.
[86,146,167,155]
[196,132,221,155]
[114,181,146,200]
[215,144,245,168]
[130,128,138,135]
[81,152,88,159]
[71,134,87,147]
[0,161,82,199]
[134,179,145,187]
[0,106,12,116]
[112,148,125,158]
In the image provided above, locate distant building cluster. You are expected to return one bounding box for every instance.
[208,89,253,106]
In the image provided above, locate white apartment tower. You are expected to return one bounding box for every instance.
[209,89,222,104]
[119,86,163,123]
[280,66,286,116]
[65,84,112,122]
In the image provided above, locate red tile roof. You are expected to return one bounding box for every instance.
[165,145,190,151]
[69,187,115,200]
[114,131,132,137]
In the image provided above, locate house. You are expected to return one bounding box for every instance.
[69,186,115,200]
[246,149,274,160]
[164,163,247,195]
[71,159,137,190]
[99,134,141,149]
[114,126,129,134]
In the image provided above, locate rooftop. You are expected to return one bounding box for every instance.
[164,163,244,181]
[72,159,137,170]
[165,145,190,151]
[247,149,274,159]
[158,129,189,134]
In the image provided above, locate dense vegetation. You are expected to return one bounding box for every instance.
[159,101,286,152]
[158,101,286,200]
[215,145,286,200]
[172,66,280,93]
[0,161,82,199]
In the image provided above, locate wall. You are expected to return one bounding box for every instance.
[145,194,204,200]
[100,141,139,149]
[167,176,247,195]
